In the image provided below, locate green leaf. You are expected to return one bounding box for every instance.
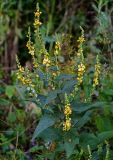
[98,131,113,143]
[95,116,113,132]
[64,138,79,158]
[29,145,43,153]
[32,115,55,140]
[72,101,108,113]
[45,90,61,105]
[57,74,75,81]
[80,131,113,150]
[103,89,113,96]
[0,98,10,106]
[80,133,99,149]
[7,112,16,123]
[75,111,92,128]
[39,128,60,141]
[62,80,77,93]
[5,85,15,98]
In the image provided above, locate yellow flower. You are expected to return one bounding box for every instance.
[26,41,35,56]
[43,55,51,67]
[34,8,42,30]
[93,56,101,87]
[55,41,60,50]
[35,10,41,17]
[63,95,72,131]
[34,19,42,27]
[77,62,85,84]
[76,28,85,59]
[19,66,24,73]
[63,118,71,131]
[77,36,85,43]
[64,104,72,116]
[26,33,38,68]
[78,63,85,72]
[54,41,61,55]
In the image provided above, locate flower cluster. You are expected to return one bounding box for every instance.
[43,55,51,67]
[26,30,38,68]
[34,8,42,30]
[26,41,35,56]
[77,36,85,43]
[77,62,86,84]
[63,95,72,131]
[76,28,86,85]
[16,56,38,98]
[16,56,32,86]
[77,27,85,59]
[93,56,101,87]
[63,118,71,131]
[54,41,61,55]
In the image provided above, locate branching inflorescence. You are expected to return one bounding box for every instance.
[16,5,101,132]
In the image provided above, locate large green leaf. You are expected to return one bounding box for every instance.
[44,90,61,105]
[80,131,113,150]
[74,111,92,128]
[103,89,113,96]
[64,138,79,158]
[80,133,99,149]
[95,116,113,132]
[5,85,15,98]
[32,115,55,140]
[62,80,77,93]
[72,101,109,113]
[98,131,113,143]
[39,128,60,141]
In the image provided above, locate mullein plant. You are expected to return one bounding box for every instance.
[16,4,101,134]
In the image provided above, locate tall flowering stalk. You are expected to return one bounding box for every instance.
[34,4,42,32]
[76,27,86,85]
[77,27,85,60]
[72,27,86,100]
[93,55,101,88]
[53,41,61,76]
[16,4,43,97]
[63,94,72,131]
[26,28,38,68]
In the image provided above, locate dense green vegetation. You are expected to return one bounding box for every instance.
[0,0,113,159]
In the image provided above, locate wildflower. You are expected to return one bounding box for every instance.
[34,8,42,30]
[93,55,101,87]
[77,27,85,59]
[34,19,42,28]
[26,29,38,68]
[64,104,72,116]
[77,36,85,43]
[43,55,51,67]
[26,41,35,56]
[52,72,57,77]
[32,56,38,68]
[63,118,71,131]
[34,9,41,17]
[16,56,36,97]
[63,94,72,131]
[54,41,61,55]
[77,62,86,84]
